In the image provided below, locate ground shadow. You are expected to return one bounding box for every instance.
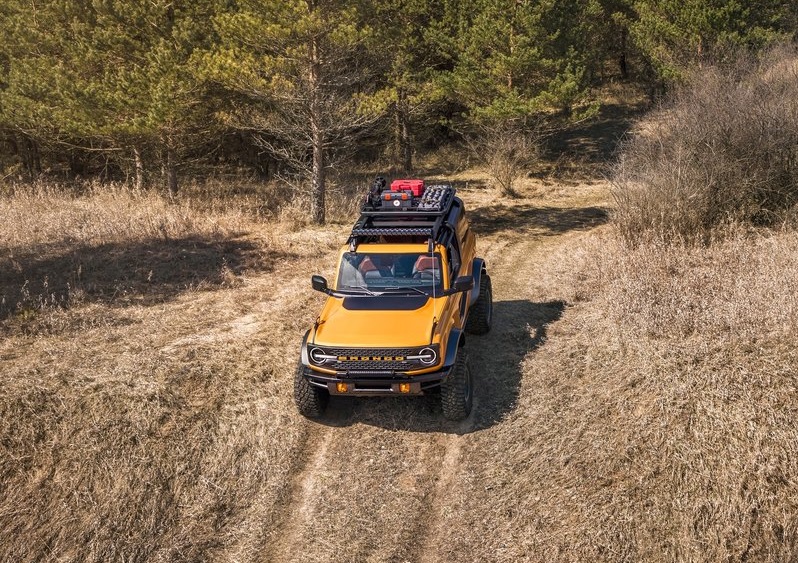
[316,299,566,434]
[468,204,608,237]
[542,102,649,166]
[0,235,283,321]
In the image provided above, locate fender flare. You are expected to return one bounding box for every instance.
[442,328,464,368]
[469,258,488,306]
[299,329,311,366]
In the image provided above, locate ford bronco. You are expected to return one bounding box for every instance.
[295,178,492,420]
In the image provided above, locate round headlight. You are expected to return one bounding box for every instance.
[309,347,328,365]
[418,347,437,365]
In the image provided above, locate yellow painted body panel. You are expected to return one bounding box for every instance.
[309,242,467,374]
[313,294,442,348]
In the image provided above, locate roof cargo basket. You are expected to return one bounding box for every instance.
[362,182,455,216]
[349,178,459,250]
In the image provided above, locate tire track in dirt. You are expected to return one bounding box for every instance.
[262,425,331,563]
[260,397,355,563]
[412,421,472,563]
[280,398,454,563]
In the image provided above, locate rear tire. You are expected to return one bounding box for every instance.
[294,364,329,418]
[465,274,492,335]
[441,352,472,421]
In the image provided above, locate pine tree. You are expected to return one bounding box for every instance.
[363,0,459,173]
[0,0,220,192]
[450,0,598,121]
[206,0,380,224]
[448,0,598,195]
[629,0,796,82]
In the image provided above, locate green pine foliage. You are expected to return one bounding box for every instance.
[0,0,795,217]
[204,0,379,223]
[0,0,220,191]
[629,0,797,81]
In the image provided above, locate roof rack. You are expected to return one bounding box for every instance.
[360,184,455,216]
[347,180,458,251]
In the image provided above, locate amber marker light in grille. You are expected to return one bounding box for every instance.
[398,383,411,394]
[336,383,349,393]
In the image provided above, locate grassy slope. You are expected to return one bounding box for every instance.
[2,171,798,561]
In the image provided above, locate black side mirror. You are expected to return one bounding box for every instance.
[452,275,474,292]
[311,275,329,293]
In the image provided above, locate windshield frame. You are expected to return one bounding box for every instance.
[335,250,447,296]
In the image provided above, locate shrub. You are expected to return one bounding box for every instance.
[612,45,798,245]
[465,119,542,198]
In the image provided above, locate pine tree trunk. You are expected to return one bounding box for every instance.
[23,137,42,178]
[311,129,325,224]
[394,89,413,174]
[134,147,145,190]
[619,29,628,79]
[308,26,325,224]
[166,147,178,197]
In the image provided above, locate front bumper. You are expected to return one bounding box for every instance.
[300,364,452,396]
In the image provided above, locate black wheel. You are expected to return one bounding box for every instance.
[294,364,329,418]
[465,274,492,335]
[441,352,472,421]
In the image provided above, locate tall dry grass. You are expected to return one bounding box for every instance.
[0,183,255,324]
[443,228,798,561]
[0,179,362,323]
[613,46,798,245]
[0,182,248,250]
[0,181,339,562]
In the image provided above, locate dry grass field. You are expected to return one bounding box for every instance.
[2,163,798,562]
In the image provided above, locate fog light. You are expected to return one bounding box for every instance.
[336,382,349,393]
[399,383,411,394]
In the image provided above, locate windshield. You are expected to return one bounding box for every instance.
[337,252,443,294]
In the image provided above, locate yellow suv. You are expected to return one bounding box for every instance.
[295,178,492,420]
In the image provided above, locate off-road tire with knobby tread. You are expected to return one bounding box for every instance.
[441,352,472,421]
[294,364,329,418]
[465,274,492,335]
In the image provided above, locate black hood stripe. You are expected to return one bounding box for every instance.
[342,295,429,311]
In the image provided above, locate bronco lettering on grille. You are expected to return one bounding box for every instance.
[338,356,405,362]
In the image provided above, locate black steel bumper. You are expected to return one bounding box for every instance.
[300,364,452,396]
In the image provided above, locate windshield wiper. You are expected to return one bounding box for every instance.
[331,285,378,296]
[351,285,378,296]
[380,286,430,297]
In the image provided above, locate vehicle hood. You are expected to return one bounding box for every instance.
[311,295,439,348]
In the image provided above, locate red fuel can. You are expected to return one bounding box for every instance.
[390,179,425,197]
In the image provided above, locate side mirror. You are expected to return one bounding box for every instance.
[311,275,329,293]
[452,275,474,293]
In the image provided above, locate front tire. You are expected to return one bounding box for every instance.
[465,274,492,335]
[294,364,329,418]
[441,352,473,421]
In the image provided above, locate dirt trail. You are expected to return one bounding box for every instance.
[258,183,610,563]
[416,433,466,563]
[264,426,333,563]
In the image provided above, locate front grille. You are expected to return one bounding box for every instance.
[327,347,415,371]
